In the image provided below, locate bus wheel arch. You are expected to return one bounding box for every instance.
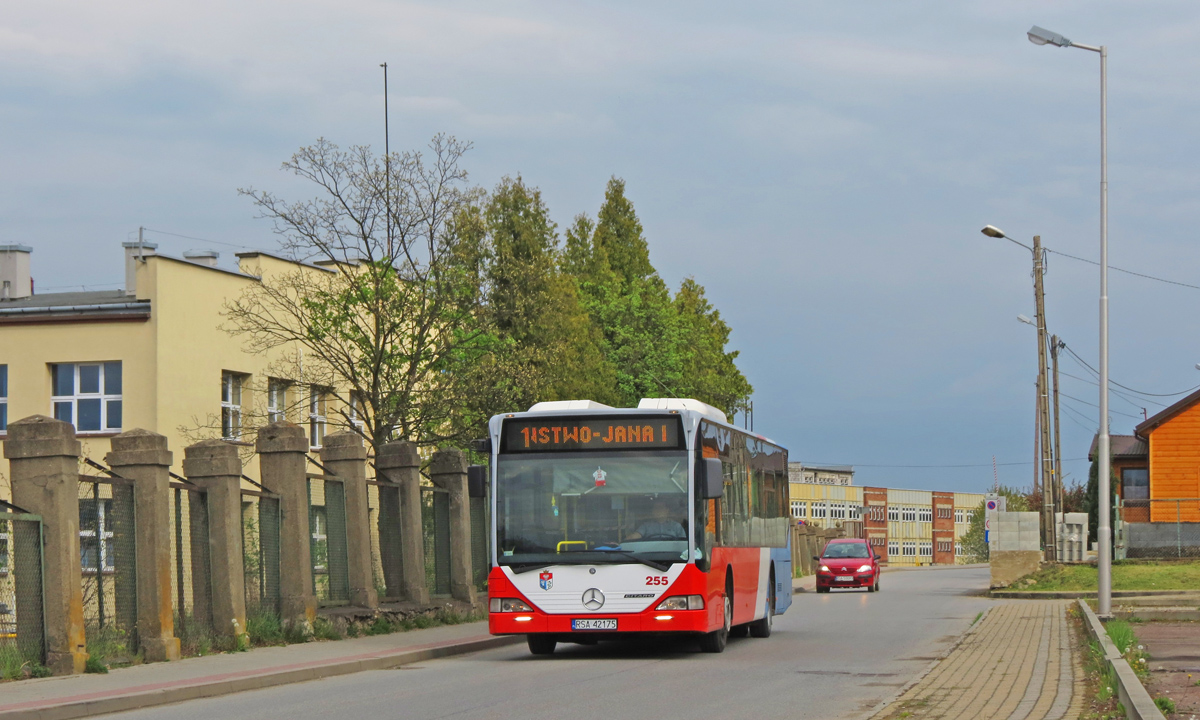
[749,564,774,638]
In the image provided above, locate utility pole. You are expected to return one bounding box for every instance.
[1032,235,1057,560]
[380,62,392,260]
[1051,335,1064,549]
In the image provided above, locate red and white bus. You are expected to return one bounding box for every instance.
[480,398,792,654]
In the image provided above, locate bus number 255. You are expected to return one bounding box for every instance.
[646,576,669,586]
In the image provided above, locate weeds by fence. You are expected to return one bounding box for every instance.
[77,474,137,663]
[241,492,280,615]
[0,510,45,678]
[169,483,214,655]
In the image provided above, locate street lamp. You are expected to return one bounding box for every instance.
[1017,314,1035,326]
[1029,24,1111,617]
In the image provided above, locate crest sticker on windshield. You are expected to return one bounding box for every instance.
[593,467,607,487]
[539,571,554,591]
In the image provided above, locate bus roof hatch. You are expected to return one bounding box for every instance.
[637,398,728,424]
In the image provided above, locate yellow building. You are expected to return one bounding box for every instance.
[787,472,984,566]
[0,241,362,485]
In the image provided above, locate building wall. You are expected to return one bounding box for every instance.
[862,486,888,562]
[954,493,985,562]
[1147,403,1200,522]
[932,491,955,565]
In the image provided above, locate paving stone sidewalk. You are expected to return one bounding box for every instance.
[871,602,1086,720]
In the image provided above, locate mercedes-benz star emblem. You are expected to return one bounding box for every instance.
[582,588,605,611]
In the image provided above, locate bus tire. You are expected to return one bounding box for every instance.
[699,575,733,653]
[527,635,557,655]
[749,572,774,638]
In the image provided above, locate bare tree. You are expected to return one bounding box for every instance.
[223,135,490,452]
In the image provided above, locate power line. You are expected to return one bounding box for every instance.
[1059,402,1098,433]
[1047,248,1200,291]
[1057,369,1149,410]
[1062,343,1200,398]
[139,227,271,253]
[1060,392,1143,419]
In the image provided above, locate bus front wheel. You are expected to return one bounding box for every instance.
[527,635,557,655]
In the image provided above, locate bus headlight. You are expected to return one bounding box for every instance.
[490,598,533,613]
[655,595,704,611]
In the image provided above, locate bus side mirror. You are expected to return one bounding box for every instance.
[700,458,724,500]
[467,465,488,499]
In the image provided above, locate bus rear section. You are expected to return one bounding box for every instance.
[483,400,792,654]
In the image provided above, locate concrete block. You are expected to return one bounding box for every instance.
[990,550,1041,588]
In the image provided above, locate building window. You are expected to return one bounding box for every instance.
[937,506,952,519]
[51,362,122,433]
[791,501,806,519]
[955,542,963,556]
[310,505,328,572]
[267,378,289,424]
[830,502,846,520]
[848,505,861,520]
[937,540,953,554]
[0,364,7,433]
[79,498,114,573]
[221,372,245,440]
[348,392,366,433]
[887,541,899,557]
[1121,468,1149,501]
[918,507,933,523]
[811,501,827,519]
[920,542,933,557]
[309,386,328,449]
[955,508,966,525]
[902,507,917,522]
[902,542,916,557]
[887,506,900,522]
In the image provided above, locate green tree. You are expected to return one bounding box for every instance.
[1084,459,1118,546]
[224,135,490,451]
[672,278,754,417]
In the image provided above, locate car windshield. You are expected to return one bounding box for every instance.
[823,543,870,559]
[495,451,690,568]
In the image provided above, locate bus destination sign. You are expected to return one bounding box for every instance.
[503,415,684,453]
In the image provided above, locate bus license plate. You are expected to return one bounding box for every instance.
[572,619,617,631]
[835,576,854,582]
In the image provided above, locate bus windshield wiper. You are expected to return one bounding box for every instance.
[507,562,554,574]
[594,549,672,572]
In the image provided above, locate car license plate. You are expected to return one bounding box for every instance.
[835,575,854,582]
[572,618,617,631]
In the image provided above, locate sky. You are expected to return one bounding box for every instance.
[5,1,1200,494]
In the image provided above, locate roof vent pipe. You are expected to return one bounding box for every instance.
[0,244,33,300]
[123,241,158,297]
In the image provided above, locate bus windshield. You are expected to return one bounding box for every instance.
[495,450,690,568]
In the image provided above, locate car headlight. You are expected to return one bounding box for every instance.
[857,565,872,573]
[819,565,830,573]
[655,595,705,611]
[489,598,533,613]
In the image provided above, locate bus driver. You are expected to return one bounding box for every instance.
[626,499,685,540]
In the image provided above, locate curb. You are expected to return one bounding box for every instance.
[991,589,1200,599]
[857,606,995,720]
[0,635,522,720]
[1076,599,1166,720]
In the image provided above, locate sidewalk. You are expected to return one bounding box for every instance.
[868,602,1085,720]
[0,621,518,720]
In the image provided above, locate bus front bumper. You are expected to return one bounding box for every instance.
[490,608,711,635]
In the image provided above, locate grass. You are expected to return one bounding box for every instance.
[1104,620,1151,681]
[0,644,50,681]
[245,607,482,648]
[1010,559,1200,592]
[1155,696,1176,715]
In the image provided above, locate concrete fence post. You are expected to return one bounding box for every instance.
[256,422,316,625]
[376,441,428,605]
[3,415,88,674]
[105,429,181,662]
[320,433,377,609]
[430,449,476,605]
[182,440,247,640]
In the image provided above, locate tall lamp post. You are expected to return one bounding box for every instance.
[1027,24,1111,617]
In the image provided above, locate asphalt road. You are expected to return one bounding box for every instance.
[103,567,994,720]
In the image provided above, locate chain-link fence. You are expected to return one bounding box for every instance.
[242,492,280,615]
[367,480,406,602]
[170,483,213,653]
[421,486,451,597]
[470,494,488,591]
[78,474,138,660]
[0,510,45,677]
[1121,498,1200,558]
[307,471,349,606]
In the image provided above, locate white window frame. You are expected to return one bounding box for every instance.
[848,505,861,520]
[955,508,966,525]
[791,500,805,519]
[811,501,827,519]
[221,371,245,440]
[901,507,917,522]
[955,542,963,556]
[310,505,328,573]
[309,386,328,449]
[348,392,366,434]
[918,507,933,523]
[887,506,900,522]
[79,498,115,574]
[888,541,900,557]
[830,502,846,520]
[267,378,288,424]
[51,362,122,434]
[919,542,933,557]
[902,541,917,557]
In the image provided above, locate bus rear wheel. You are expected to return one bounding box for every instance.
[749,575,774,638]
[527,635,557,655]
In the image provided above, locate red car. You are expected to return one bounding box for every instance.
[814,538,880,593]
